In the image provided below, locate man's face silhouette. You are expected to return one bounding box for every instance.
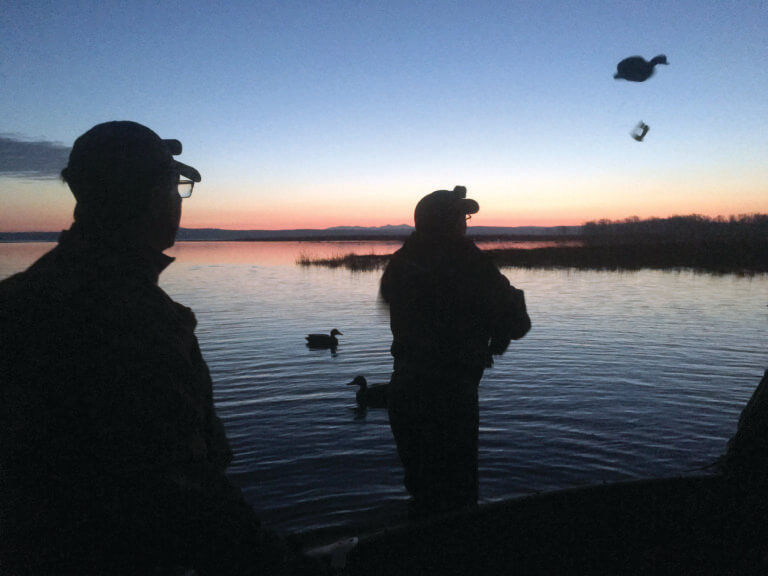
[147,169,183,251]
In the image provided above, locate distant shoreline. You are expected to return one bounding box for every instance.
[299,240,768,275]
[3,233,765,275]
[0,230,580,244]
[5,215,766,275]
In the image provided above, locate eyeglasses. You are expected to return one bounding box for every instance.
[177,179,195,198]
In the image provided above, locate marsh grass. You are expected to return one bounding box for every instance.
[297,240,768,274]
[487,241,768,274]
[297,252,391,271]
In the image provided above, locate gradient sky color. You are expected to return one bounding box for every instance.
[1,1,766,232]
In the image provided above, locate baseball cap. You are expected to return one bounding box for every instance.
[64,120,201,188]
[414,185,479,232]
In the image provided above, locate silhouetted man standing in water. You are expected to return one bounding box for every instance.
[380,186,531,517]
[0,121,312,575]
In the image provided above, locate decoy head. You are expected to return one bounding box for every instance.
[330,329,343,337]
[651,54,668,66]
[347,375,367,389]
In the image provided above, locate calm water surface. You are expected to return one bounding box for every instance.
[2,241,767,535]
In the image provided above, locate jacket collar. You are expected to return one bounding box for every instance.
[58,224,174,284]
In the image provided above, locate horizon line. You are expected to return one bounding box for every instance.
[3,212,766,236]
[0,223,583,235]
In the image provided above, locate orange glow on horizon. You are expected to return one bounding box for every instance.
[6,206,768,233]
[2,177,766,233]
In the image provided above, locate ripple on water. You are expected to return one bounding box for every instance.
[2,244,765,534]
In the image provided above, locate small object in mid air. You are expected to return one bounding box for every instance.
[631,121,650,142]
[614,54,668,82]
[305,328,342,349]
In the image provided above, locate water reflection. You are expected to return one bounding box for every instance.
[1,241,765,535]
[0,240,580,273]
[168,241,404,266]
[0,242,52,276]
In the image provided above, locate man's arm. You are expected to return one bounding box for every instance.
[486,266,531,356]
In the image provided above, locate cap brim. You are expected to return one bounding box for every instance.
[162,139,201,182]
[175,160,201,183]
[460,198,479,215]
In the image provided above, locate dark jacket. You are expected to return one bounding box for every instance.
[0,227,272,574]
[0,227,231,480]
[380,232,530,375]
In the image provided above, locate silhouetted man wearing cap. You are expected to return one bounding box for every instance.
[380,186,531,517]
[0,121,306,575]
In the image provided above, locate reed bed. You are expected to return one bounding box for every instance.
[297,240,768,275]
[296,252,391,271]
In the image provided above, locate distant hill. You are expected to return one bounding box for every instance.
[176,224,415,241]
[175,224,582,241]
[0,224,582,243]
[0,231,60,242]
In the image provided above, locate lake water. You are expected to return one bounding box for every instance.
[2,241,767,536]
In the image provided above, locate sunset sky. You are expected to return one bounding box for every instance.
[1,1,766,232]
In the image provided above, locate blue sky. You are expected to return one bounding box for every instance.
[1,1,766,231]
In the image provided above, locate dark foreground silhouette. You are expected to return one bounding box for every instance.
[381,186,531,519]
[0,121,321,575]
[301,475,764,576]
[299,371,768,575]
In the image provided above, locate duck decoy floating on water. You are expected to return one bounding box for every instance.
[348,375,389,409]
[631,121,650,141]
[305,329,342,349]
[614,54,668,82]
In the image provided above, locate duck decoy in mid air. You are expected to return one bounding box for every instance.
[613,54,668,82]
[305,329,342,349]
[347,376,389,409]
